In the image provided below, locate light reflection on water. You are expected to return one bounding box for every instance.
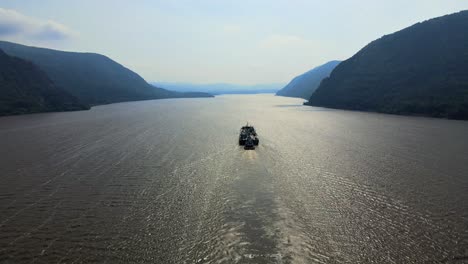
[0,94,468,263]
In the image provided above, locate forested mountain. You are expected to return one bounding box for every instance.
[307,11,468,119]
[0,49,88,115]
[0,41,211,106]
[276,61,340,99]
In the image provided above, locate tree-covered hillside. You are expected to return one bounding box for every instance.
[307,11,468,119]
[277,61,340,99]
[0,41,212,106]
[0,49,88,115]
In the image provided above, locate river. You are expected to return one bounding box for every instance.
[0,94,467,263]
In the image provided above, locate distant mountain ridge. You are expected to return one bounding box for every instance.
[0,49,88,115]
[307,11,468,119]
[152,82,283,95]
[0,41,212,106]
[276,60,341,99]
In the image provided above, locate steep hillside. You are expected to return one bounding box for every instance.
[0,49,88,115]
[277,61,341,99]
[0,41,211,105]
[307,11,468,119]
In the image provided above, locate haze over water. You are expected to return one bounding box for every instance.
[0,95,467,263]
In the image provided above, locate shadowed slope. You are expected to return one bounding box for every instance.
[277,61,340,99]
[0,49,88,115]
[307,11,468,119]
[0,41,212,106]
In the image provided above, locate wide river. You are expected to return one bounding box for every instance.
[0,95,467,263]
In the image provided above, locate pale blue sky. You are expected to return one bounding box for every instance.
[1,0,467,84]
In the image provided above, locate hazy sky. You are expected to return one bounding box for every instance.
[1,1,467,85]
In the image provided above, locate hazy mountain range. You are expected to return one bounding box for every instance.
[151,82,284,95]
[307,10,468,120]
[276,61,341,99]
[2,10,468,119]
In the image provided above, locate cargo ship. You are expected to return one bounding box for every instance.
[239,124,259,150]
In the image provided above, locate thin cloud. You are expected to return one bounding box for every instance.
[0,8,75,40]
[222,25,242,34]
[33,20,74,40]
[259,34,311,49]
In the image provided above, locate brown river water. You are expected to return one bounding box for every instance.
[0,94,467,263]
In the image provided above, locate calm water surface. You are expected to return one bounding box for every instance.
[0,95,467,263]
